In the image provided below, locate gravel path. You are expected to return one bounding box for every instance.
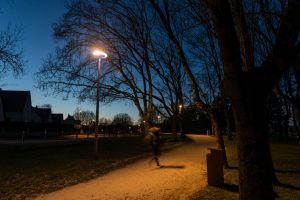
[34,135,216,200]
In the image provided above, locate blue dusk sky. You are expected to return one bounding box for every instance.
[0,0,139,122]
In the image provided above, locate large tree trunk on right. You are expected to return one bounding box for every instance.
[204,0,298,197]
[233,87,276,199]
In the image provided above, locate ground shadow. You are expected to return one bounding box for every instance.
[218,183,239,193]
[159,165,185,169]
[274,182,300,190]
[276,169,300,174]
[226,166,238,170]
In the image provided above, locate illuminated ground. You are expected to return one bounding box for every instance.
[35,135,216,200]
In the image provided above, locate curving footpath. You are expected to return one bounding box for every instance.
[35,135,216,200]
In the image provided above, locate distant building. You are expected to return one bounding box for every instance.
[52,113,64,124]
[31,106,52,123]
[0,89,32,122]
[64,114,77,125]
[0,88,64,124]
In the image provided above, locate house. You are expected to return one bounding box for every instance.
[31,106,52,123]
[0,89,65,124]
[51,113,64,124]
[0,89,32,122]
[64,114,77,125]
[63,114,81,132]
[0,89,71,137]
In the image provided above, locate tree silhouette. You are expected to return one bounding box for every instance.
[0,25,25,80]
[112,113,133,126]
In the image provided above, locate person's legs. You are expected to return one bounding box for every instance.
[154,156,160,166]
[153,146,160,166]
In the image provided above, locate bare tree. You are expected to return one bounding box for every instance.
[35,0,158,133]
[0,25,25,80]
[112,113,133,126]
[149,0,229,167]
[99,117,112,125]
[274,62,300,140]
[150,38,189,137]
[73,107,95,125]
[148,0,299,199]
[204,0,299,199]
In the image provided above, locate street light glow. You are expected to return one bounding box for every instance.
[93,49,108,58]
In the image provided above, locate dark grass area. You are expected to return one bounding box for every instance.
[0,134,179,200]
[190,138,300,200]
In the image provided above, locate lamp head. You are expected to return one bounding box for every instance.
[93,49,108,58]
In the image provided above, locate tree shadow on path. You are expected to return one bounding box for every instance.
[226,166,238,170]
[276,169,300,174]
[274,182,300,190]
[214,183,239,193]
[219,167,300,191]
[274,169,300,190]
[158,165,185,169]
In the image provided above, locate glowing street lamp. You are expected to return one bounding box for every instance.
[93,50,108,58]
[93,49,107,159]
[179,104,182,114]
[157,115,161,124]
[179,104,183,133]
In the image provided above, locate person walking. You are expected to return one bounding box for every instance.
[148,126,162,167]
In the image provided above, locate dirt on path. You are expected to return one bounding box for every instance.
[34,135,216,200]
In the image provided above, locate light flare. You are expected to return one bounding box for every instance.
[93,49,108,58]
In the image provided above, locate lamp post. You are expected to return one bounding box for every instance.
[93,49,107,159]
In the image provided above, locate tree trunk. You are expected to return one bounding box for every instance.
[292,108,300,140]
[224,104,233,140]
[205,0,298,198]
[233,91,275,199]
[237,127,275,199]
[143,120,150,135]
[210,110,229,168]
[293,60,300,141]
[171,116,179,141]
[283,98,291,140]
[293,103,300,140]
[277,103,284,141]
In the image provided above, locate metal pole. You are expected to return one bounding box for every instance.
[94,57,101,159]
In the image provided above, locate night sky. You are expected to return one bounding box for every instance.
[0,0,138,121]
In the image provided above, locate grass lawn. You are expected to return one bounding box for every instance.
[0,134,179,200]
[190,137,300,200]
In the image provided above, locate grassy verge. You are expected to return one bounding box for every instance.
[0,134,180,200]
[190,138,300,200]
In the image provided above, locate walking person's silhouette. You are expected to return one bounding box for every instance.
[148,127,162,167]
